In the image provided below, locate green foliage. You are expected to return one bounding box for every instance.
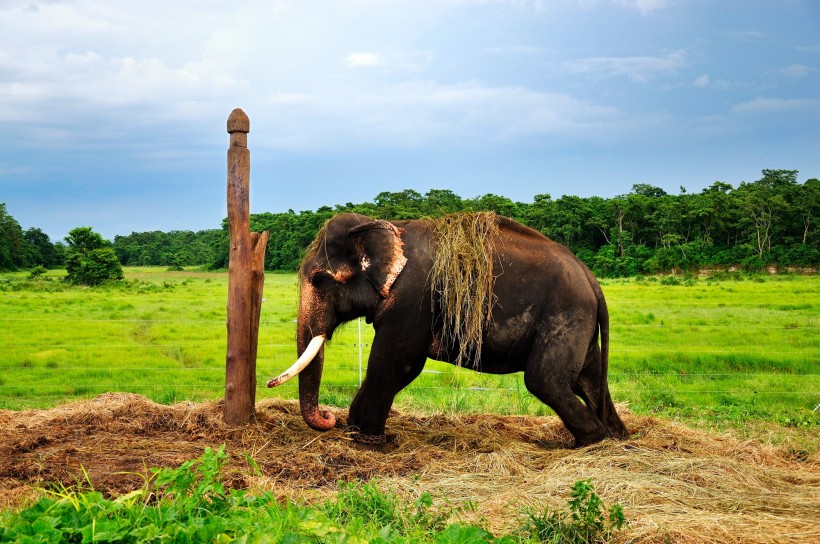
[113,229,223,267]
[166,254,185,271]
[27,265,47,279]
[3,170,820,276]
[85,169,820,275]
[0,446,233,543]
[64,227,124,285]
[0,204,65,272]
[24,227,62,268]
[322,480,470,540]
[659,275,680,286]
[0,203,28,271]
[519,480,626,543]
[0,447,535,543]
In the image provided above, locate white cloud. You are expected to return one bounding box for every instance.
[731,97,820,115]
[444,1,550,12]
[254,79,623,151]
[692,73,737,90]
[345,53,384,68]
[776,64,816,78]
[343,50,433,73]
[609,0,668,15]
[0,0,680,162]
[729,30,764,42]
[0,0,810,173]
[0,164,34,178]
[690,96,820,139]
[436,0,670,15]
[486,45,549,55]
[563,50,686,83]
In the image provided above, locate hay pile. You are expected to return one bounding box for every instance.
[1,393,818,543]
[428,212,499,367]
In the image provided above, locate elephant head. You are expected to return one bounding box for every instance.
[266,214,407,431]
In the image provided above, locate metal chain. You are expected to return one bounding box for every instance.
[343,425,388,445]
[353,433,388,445]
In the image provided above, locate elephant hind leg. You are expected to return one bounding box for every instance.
[524,343,608,447]
[576,345,629,439]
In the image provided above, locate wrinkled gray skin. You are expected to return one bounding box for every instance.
[293,213,628,448]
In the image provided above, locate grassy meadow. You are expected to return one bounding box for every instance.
[1,267,817,437]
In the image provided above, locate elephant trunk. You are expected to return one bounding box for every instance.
[264,277,337,431]
[294,282,336,432]
[294,329,335,431]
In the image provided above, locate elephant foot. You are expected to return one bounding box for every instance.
[609,426,630,440]
[607,419,630,440]
[572,430,610,449]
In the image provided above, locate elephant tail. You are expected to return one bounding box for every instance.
[594,280,610,428]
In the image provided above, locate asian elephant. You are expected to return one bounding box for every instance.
[267,212,628,448]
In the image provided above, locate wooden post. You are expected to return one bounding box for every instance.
[225,108,269,425]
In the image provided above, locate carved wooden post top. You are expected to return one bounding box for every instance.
[227,108,250,148]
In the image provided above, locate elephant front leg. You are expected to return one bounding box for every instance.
[347,330,427,439]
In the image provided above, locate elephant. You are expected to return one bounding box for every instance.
[267,212,628,448]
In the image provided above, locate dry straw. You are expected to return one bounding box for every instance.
[2,393,817,543]
[427,212,500,368]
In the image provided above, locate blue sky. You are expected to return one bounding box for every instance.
[1,0,818,241]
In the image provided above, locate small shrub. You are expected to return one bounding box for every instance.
[644,389,680,411]
[636,312,656,324]
[520,480,626,543]
[323,479,466,538]
[660,275,680,286]
[156,388,183,405]
[27,265,47,279]
[167,254,185,271]
[64,227,124,286]
[326,480,403,529]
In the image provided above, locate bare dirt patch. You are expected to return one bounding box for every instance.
[1,393,818,543]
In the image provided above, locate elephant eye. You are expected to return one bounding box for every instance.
[310,270,337,289]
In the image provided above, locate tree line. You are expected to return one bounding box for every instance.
[212,169,819,276]
[0,203,65,271]
[2,169,817,277]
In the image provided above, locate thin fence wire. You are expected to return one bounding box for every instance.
[3,343,819,356]
[2,315,818,407]
[3,293,816,307]
[0,315,810,325]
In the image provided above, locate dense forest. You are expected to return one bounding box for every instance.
[2,170,817,277]
[0,203,65,271]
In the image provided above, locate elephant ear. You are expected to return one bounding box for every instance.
[347,220,408,298]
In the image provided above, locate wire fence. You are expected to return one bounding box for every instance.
[2,313,819,415]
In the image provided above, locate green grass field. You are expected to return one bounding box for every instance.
[1,268,817,436]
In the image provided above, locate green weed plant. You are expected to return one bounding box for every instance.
[519,480,626,544]
[0,446,615,543]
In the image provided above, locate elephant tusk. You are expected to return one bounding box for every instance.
[266,335,326,388]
